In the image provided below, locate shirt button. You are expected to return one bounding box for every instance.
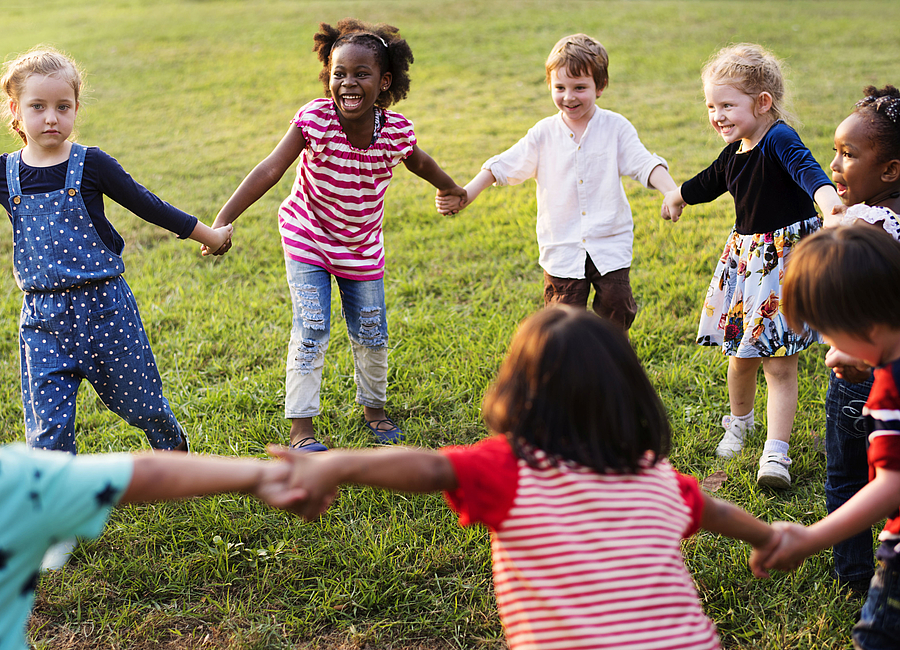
[582,211,586,215]
[579,180,583,184]
[570,133,574,138]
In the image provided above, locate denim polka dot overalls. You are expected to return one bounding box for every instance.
[6,143,186,453]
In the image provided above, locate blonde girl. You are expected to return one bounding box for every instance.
[662,44,841,488]
[0,46,232,455]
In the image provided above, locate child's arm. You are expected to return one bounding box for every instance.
[188,221,233,255]
[202,126,307,255]
[267,445,458,521]
[700,492,780,578]
[758,467,900,573]
[403,145,467,209]
[120,452,309,511]
[814,185,844,228]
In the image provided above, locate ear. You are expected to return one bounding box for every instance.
[756,91,773,115]
[881,158,900,184]
[379,71,392,93]
[8,99,19,119]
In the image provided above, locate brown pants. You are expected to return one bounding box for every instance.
[543,259,637,331]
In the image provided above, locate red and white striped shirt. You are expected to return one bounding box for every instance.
[442,435,719,650]
[278,98,416,280]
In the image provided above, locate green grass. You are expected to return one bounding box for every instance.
[1,0,897,647]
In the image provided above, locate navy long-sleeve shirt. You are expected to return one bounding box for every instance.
[2,146,197,255]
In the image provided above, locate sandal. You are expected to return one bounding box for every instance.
[364,417,405,445]
[290,436,328,453]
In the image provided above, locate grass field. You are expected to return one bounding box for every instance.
[2,1,899,648]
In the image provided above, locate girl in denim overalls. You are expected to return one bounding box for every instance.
[0,46,233,455]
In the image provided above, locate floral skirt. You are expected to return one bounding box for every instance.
[697,216,823,358]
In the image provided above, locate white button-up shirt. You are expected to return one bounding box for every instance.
[484,108,666,278]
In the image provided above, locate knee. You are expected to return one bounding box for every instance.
[291,338,326,375]
[355,306,387,348]
[294,284,326,332]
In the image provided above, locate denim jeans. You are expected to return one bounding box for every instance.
[826,371,875,584]
[853,541,900,649]
[284,260,388,418]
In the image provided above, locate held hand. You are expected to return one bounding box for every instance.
[824,203,848,229]
[661,190,685,223]
[436,185,468,216]
[201,224,234,257]
[266,445,340,520]
[825,346,872,383]
[747,525,783,578]
[760,522,813,572]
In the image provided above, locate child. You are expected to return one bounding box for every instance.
[821,85,900,594]
[756,226,900,649]
[0,443,312,650]
[208,19,466,451]
[437,34,678,331]
[661,44,842,488]
[0,46,233,455]
[276,307,779,650]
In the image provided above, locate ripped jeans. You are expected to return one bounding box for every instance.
[284,260,388,418]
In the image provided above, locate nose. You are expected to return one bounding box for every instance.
[44,110,58,125]
[829,151,841,173]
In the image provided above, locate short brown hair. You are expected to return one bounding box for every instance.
[545,34,609,91]
[782,226,900,336]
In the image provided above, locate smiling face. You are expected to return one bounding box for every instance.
[549,66,601,129]
[329,42,391,124]
[11,73,78,156]
[831,112,892,206]
[704,82,771,150]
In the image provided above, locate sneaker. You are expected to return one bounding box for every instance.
[41,538,76,571]
[716,415,751,458]
[757,452,792,489]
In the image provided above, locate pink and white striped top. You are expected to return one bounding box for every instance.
[442,435,720,650]
[278,98,416,280]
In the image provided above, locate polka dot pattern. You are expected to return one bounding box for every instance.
[8,144,185,454]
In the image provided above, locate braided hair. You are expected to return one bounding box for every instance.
[313,18,414,109]
[854,85,900,162]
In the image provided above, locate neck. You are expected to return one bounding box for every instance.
[21,140,72,167]
[868,187,900,213]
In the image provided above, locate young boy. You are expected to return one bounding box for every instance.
[437,34,678,330]
[0,444,311,650]
[755,226,900,649]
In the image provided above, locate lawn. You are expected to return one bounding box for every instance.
[1,1,897,648]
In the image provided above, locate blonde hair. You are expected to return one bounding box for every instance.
[545,34,609,91]
[1,45,84,144]
[701,43,795,125]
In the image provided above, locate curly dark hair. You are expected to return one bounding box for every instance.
[313,18,414,109]
[482,307,671,474]
[854,84,900,162]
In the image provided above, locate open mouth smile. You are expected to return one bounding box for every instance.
[340,94,364,111]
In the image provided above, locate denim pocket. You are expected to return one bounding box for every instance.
[827,377,872,440]
[88,305,143,362]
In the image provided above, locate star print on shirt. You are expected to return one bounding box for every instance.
[0,547,10,570]
[21,570,39,595]
[95,482,119,507]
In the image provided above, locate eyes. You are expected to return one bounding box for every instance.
[833,147,854,159]
[27,103,71,112]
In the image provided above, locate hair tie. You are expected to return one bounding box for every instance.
[857,94,900,123]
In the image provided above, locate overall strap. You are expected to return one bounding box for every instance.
[6,149,22,197]
[64,143,87,193]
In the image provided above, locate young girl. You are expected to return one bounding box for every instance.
[0,46,232,455]
[208,19,466,451]
[276,307,779,650]
[662,43,841,489]
[820,84,900,594]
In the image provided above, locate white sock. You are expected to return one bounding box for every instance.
[763,439,790,457]
[731,409,754,428]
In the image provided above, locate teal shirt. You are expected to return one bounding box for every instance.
[0,444,133,650]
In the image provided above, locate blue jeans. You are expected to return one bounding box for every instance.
[826,372,875,584]
[284,260,389,418]
[853,541,900,649]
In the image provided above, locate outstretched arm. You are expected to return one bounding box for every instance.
[700,492,779,578]
[403,145,466,209]
[201,126,307,255]
[120,453,309,512]
[757,467,900,573]
[815,184,844,228]
[268,445,458,520]
[436,169,496,216]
